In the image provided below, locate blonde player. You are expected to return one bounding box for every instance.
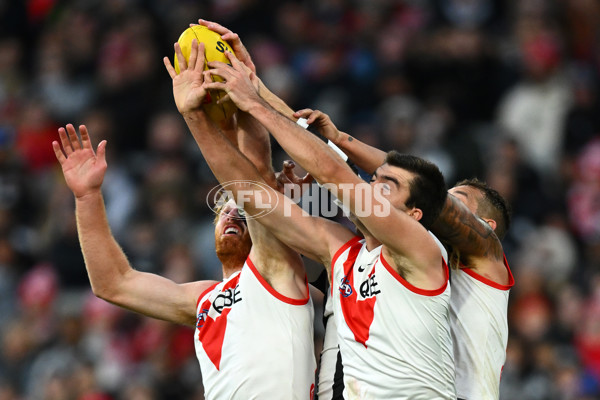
[52,106,316,399]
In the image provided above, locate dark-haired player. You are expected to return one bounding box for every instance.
[170,38,456,398]
[293,108,514,400]
[434,178,514,400]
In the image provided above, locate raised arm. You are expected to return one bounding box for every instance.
[294,108,387,174]
[185,110,353,267]
[53,125,213,327]
[204,56,445,287]
[431,191,509,284]
[197,19,300,122]
[234,112,278,188]
[163,38,354,273]
[224,108,313,296]
[197,19,385,175]
[431,194,501,260]
[236,113,316,294]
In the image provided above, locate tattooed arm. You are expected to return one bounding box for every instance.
[430,193,508,283]
[293,109,386,174]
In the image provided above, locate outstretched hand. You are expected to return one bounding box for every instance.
[275,160,314,198]
[195,19,257,75]
[163,39,208,115]
[52,124,107,199]
[204,52,263,113]
[293,109,342,144]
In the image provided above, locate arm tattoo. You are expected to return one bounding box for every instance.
[432,195,503,262]
[347,136,354,142]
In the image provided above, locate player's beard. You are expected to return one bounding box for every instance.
[215,234,252,267]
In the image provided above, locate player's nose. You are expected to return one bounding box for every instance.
[224,207,241,220]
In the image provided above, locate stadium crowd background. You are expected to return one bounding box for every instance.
[0,0,599,399]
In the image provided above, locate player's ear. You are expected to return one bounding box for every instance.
[407,208,422,222]
[483,218,497,232]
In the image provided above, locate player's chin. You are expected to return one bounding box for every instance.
[216,237,250,257]
[216,234,247,249]
[217,234,239,246]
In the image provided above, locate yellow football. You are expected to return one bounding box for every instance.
[174,25,237,122]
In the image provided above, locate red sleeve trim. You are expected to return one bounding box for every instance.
[380,253,449,296]
[461,254,515,290]
[197,281,220,308]
[330,236,362,296]
[246,257,310,305]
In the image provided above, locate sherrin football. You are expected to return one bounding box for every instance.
[174,25,237,123]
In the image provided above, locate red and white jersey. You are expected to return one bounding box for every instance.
[331,237,455,399]
[451,257,514,400]
[194,257,316,400]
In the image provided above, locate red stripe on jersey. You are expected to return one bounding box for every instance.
[339,242,376,348]
[197,274,241,370]
[461,254,515,290]
[331,236,362,296]
[197,281,220,308]
[198,307,232,370]
[380,252,449,296]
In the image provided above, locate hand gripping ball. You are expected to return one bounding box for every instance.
[174,25,237,122]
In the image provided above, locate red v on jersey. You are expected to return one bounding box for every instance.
[339,242,377,348]
[197,274,241,370]
[198,307,232,370]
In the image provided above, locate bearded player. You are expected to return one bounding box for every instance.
[166,36,455,398]
[52,114,316,398]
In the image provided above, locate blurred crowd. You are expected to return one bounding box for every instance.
[0,0,599,399]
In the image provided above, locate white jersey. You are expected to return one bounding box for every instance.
[451,256,514,400]
[317,232,448,400]
[194,258,316,400]
[331,237,455,400]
